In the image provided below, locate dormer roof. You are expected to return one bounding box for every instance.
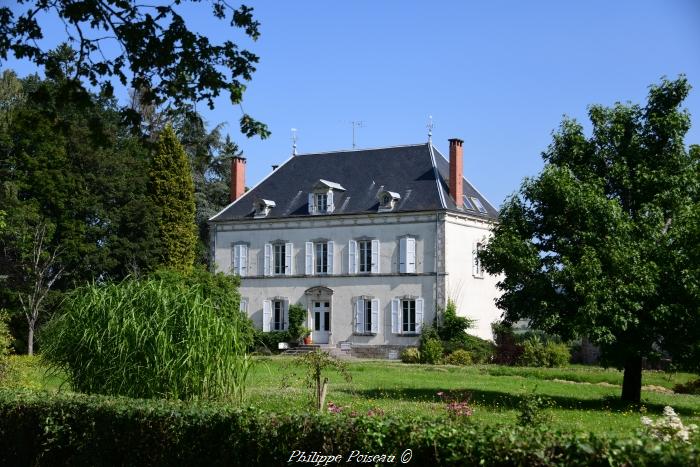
[313,179,346,191]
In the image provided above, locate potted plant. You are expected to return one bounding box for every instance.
[301,327,313,345]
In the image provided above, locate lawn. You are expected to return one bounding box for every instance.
[5,354,699,437]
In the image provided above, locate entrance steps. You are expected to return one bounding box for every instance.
[281,344,322,356]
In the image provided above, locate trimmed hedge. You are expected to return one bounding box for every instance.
[1,389,698,466]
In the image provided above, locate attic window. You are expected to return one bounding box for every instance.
[308,179,345,215]
[470,197,487,213]
[254,199,276,218]
[462,196,475,211]
[377,190,401,212]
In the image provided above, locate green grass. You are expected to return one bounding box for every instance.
[6,355,699,436]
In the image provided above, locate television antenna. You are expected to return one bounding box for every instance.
[427,115,434,143]
[291,128,298,155]
[350,120,364,149]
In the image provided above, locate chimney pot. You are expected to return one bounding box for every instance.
[448,138,464,208]
[230,155,246,203]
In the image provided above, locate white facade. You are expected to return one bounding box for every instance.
[212,210,502,347]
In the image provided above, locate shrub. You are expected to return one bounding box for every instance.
[286,304,307,343]
[445,334,495,363]
[1,389,699,466]
[445,349,473,366]
[492,322,523,365]
[520,336,570,367]
[254,330,290,353]
[544,341,571,367]
[400,347,421,364]
[517,392,552,427]
[421,339,444,364]
[40,269,254,401]
[0,311,11,382]
[673,379,700,395]
[437,300,475,343]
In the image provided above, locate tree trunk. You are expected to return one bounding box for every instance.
[27,324,34,356]
[621,355,642,403]
[319,378,328,413]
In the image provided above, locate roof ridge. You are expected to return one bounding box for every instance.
[295,142,428,157]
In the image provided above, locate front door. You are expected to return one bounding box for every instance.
[312,301,330,344]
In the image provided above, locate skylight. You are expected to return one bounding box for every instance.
[470,197,487,213]
[462,196,475,210]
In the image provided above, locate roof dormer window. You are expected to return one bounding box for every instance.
[308,179,345,215]
[254,199,276,218]
[377,190,401,212]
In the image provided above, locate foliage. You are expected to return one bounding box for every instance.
[254,331,291,354]
[295,350,351,411]
[520,335,571,367]
[287,303,307,343]
[420,338,444,365]
[0,0,270,137]
[40,270,253,401]
[149,126,197,273]
[491,322,524,365]
[400,347,421,364]
[517,392,553,427]
[673,379,700,395]
[437,390,474,419]
[445,349,473,366]
[437,299,475,344]
[479,77,700,402]
[641,406,698,443]
[0,312,11,381]
[445,334,495,363]
[2,389,700,466]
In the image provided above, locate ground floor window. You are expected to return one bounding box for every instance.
[273,300,284,331]
[402,299,416,333]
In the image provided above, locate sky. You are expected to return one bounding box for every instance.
[2,0,699,209]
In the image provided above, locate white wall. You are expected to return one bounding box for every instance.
[443,213,502,340]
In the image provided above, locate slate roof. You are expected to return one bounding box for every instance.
[210,143,498,222]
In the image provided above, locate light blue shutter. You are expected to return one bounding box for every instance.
[406,237,416,273]
[264,243,272,276]
[232,244,239,274]
[355,299,364,333]
[305,242,313,275]
[262,300,272,332]
[399,237,407,273]
[391,299,400,334]
[327,190,334,212]
[283,299,289,330]
[371,239,380,273]
[327,241,335,274]
[415,298,424,333]
[285,242,293,275]
[371,299,379,334]
[348,240,357,274]
[240,245,248,276]
[308,193,315,214]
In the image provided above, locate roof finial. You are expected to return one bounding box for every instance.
[291,128,298,156]
[351,120,364,149]
[427,115,434,144]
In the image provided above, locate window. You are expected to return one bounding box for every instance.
[473,242,484,278]
[399,237,416,274]
[355,298,379,334]
[358,240,372,273]
[315,193,328,213]
[273,300,284,331]
[239,298,248,314]
[391,297,424,334]
[273,244,286,275]
[231,244,248,276]
[470,197,487,213]
[462,196,475,210]
[315,242,328,274]
[402,299,416,333]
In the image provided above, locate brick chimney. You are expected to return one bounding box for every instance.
[448,138,464,208]
[230,155,246,202]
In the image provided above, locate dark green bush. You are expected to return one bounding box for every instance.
[674,379,700,395]
[444,334,495,363]
[0,312,11,381]
[400,347,421,364]
[0,389,698,467]
[520,336,571,367]
[445,349,472,366]
[420,339,444,364]
[437,300,475,343]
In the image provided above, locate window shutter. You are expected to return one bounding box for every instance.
[328,241,335,274]
[371,239,380,274]
[472,242,478,277]
[239,298,248,314]
[305,242,313,275]
[407,237,416,273]
[348,240,357,274]
[415,298,424,334]
[371,299,379,334]
[283,299,289,330]
[285,242,293,275]
[399,237,407,273]
[355,299,364,334]
[240,245,248,276]
[327,190,334,212]
[262,300,272,332]
[391,299,400,334]
[308,193,315,214]
[232,244,239,275]
[264,243,272,276]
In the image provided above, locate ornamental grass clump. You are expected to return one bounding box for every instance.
[40,270,254,401]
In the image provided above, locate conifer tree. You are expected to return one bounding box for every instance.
[149,126,197,272]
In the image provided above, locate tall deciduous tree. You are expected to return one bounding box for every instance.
[480,77,700,403]
[149,125,197,273]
